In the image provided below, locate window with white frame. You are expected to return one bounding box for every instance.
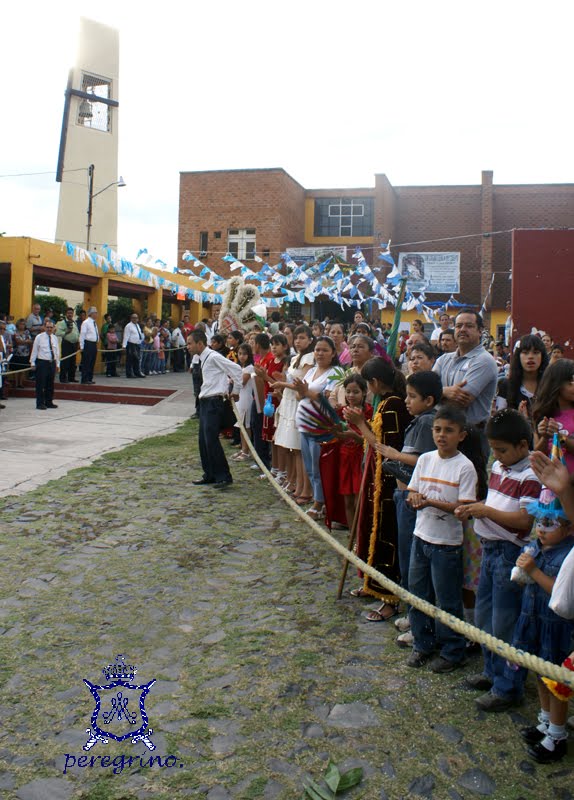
[228,228,256,260]
[314,197,373,237]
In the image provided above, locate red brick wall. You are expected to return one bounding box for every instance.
[393,185,483,303]
[178,169,574,307]
[178,169,305,278]
[491,186,574,306]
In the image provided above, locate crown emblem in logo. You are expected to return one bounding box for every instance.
[102,654,137,682]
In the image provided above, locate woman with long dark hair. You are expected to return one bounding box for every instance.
[498,334,548,420]
[344,357,410,619]
[294,336,340,520]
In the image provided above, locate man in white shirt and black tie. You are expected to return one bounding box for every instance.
[122,313,146,378]
[79,307,99,384]
[30,319,60,410]
[187,330,243,488]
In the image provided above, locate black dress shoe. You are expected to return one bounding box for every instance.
[192,478,215,485]
[70,379,79,383]
[36,405,47,410]
[46,403,58,409]
[527,737,567,763]
[60,379,69,384]
[520,725,546,745]
[213,480,233,489]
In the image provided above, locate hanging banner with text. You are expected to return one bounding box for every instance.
[397,252,460,293]
[286,246,348,264]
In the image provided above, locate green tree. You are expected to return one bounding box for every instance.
[34,294,69,321]
[107,297,133,324]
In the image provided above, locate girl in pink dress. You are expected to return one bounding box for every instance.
[533,359,574,473]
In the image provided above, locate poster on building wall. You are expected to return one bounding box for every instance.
[286,246,347,264]
[397,252,460,293]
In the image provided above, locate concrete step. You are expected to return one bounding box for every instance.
[9,383,176,406]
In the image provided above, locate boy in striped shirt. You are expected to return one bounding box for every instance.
[456,410,541,711]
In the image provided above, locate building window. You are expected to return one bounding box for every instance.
[77,73,112,132]
[214,231,222,239]
[228,228,256,260]
[199,231,208,257]
[262,248,270,259]
[314,197,373,237]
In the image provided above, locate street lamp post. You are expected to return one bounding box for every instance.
[86,164,126,250]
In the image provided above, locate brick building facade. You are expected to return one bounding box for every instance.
[178,168,574,322]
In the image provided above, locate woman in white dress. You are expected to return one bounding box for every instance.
[232,343,256,461]
[271,325,315,503]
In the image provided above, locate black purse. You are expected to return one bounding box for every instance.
[381,458,414,484]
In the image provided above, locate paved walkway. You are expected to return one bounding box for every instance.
[0,373,192,496]
[0,395,572,799]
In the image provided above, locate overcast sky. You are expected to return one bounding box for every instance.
[1,0,572,269]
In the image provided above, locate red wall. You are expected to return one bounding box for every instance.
[512,229,574,354]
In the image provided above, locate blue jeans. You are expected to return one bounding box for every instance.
[474,539,525,699]
[394,489,417,596]
[409,536,465,663]
[300,433,324,503]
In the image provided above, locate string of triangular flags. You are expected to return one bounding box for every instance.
[62,240,502,319]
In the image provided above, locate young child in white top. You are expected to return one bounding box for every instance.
[406,404,477,672]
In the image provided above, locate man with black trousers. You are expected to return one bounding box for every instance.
[30,319,60,410]
[122,313,146,378]
[187,330,242,489]
[79,307,99,384]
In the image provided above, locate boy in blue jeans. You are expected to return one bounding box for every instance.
[456,409,541,711]
[406,405,478,672]
[375,371,443,644]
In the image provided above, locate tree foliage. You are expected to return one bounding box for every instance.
[33,294,69,321]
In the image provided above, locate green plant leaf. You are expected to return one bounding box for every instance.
[337,767,363,792]
[324,761,341,793]
[302,777,335,800]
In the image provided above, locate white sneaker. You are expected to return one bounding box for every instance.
[395,616,411,633]
[250,464,260,470]
[396,631,414,648]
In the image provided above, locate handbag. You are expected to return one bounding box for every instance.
[381,458,414,484]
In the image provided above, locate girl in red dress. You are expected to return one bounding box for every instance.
[256,334,289,479]
[320,374,373,530]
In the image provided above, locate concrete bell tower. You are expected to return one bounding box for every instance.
[55,18,120,253]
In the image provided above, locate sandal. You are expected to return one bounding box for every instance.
[365,603,399,622]
[295,496,313,506]
[233,452,251,462]
[350,587,371,598]
[306,506,325,521]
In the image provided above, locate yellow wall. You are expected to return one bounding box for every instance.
[379,307,507,336]
[489,310,507,340]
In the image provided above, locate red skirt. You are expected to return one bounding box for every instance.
[339,442,364,495]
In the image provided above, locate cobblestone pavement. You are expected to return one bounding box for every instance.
[0,421,572,800]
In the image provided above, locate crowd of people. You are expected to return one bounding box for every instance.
[0,303,212,410]
[189,306,574,765]
[2,300,574,762]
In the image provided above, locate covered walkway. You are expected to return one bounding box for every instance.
[0,237,210,323]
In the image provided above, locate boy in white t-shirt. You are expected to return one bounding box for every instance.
[406,405,478,672]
